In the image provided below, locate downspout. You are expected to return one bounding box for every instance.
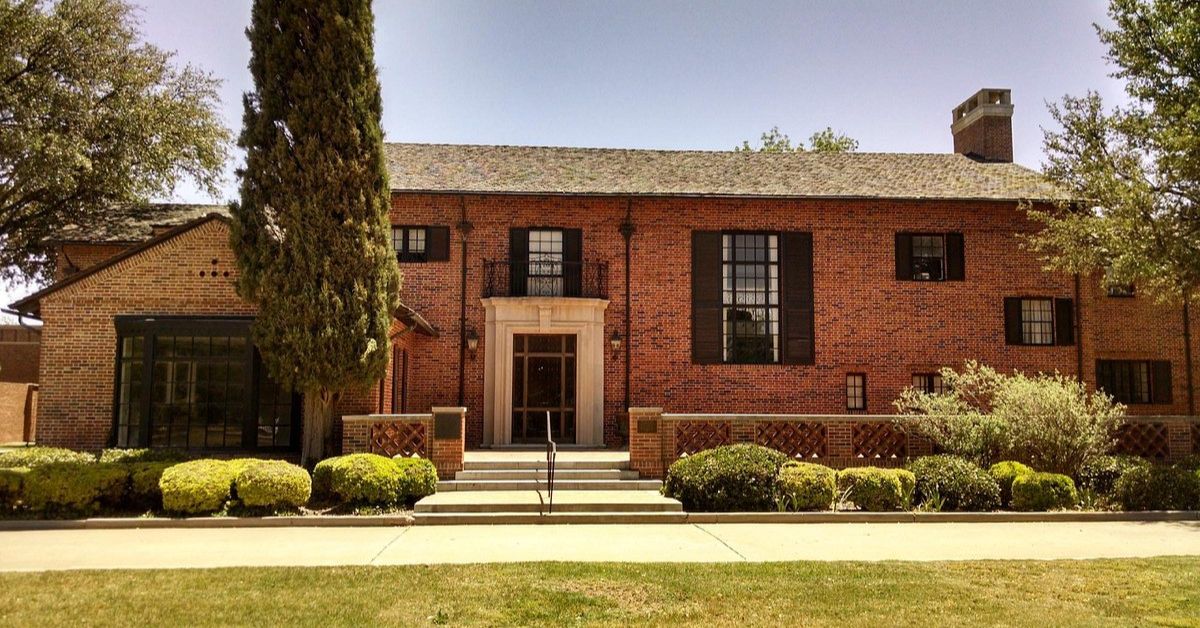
[1074,274,1083,379]
[1184,291,1195,415]
[619,199,635,442]
[456,196,473,407]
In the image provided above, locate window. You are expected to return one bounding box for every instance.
[527,229,564,296]
[722,233,780,363]
[846,373,866,411]
[1021,298,1054,345]
[912,373,948,394]
[391,226,427,262]
[911,235,945,281]
[113,318,299,451]
[1107,284,1135,298]
[1097,360,1172,405]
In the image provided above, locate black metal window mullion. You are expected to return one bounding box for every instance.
[721,233,780,364]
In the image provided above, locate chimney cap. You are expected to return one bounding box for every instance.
[951,88,1013,132]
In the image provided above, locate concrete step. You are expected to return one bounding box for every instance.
[454,469,639,481]
[414,511,689,525]
[463,459,629,471]
[413,490,683,514]
[438,479,662,492]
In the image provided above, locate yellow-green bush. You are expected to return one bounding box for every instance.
[160,460,236,515]
[393,456,438,502]
[988,461,1034,507]
[318,453,437,506]
[661,444,790,512]
[98,448,189,464]
[0,467,30,509]
[22,462,129,515]
[235,460,311,509]
[775,461,836,511]
[836,467,913,511]
[126,462,175,509]
[0,446,94,468]
[1011,472,1078,511]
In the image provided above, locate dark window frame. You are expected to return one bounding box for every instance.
[846,373,867,411]
[391,225,429,263]
[526,227,566,296]
[909,233,946,281]
[111,316,300,452]
[1096,359,1171,405]
[912,372,948,395]
[1019,297,1055,346]
[721,231,781,365]
[1106,284,1136,298]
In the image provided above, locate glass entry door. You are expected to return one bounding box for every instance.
[511,334,576,443]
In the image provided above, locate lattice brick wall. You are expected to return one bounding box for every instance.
[1114,422,1170,461]
[852,422,907,459]
[674,421,731,457]
[755,421,826,459]
[369,421,427,458]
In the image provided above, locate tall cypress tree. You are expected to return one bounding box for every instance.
[231,0,400,465]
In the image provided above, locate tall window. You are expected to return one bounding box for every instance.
[846,373,866,411]
[113,318,299,451]
[912,373,948,395]
[391,226,427,262]
[910,235,945,281]
[722,233,780,363]
[527,229,564,296]
[1020,298,1055,345]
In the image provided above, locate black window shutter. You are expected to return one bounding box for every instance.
[426,226,451,261]
[1054,298,1075,346]
[562,228,583,297]
[1003,297,1023,345]
[895,233,913,280]
[1152,361,1173,404]
[691,231,723,364]
[509,228,528,297]
[782,232,815,365]
[946,232,965,281]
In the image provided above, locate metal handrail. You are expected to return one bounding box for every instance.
[545,411,557,514]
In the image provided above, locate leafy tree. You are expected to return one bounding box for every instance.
[1026,0,1200,301]
[736,126,857,153]
[231,0,400,465]
[896,361,1124,476]
[0,0,229,282]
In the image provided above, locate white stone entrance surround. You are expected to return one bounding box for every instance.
[481,297,609,446]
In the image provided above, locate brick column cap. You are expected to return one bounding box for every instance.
[628,407,663,415]
[431,406,468,414]
[342,413,432,424]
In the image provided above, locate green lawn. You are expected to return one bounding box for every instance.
[2,558,1199,626]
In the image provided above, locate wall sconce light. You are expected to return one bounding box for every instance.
[610,330,622,354]
[465,328,479,358]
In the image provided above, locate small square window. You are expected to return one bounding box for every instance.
[392,226,428,262]
[846,373,866,411]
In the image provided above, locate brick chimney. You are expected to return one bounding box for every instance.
[951,88,1013,163]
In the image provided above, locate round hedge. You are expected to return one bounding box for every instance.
[98,448,189,464]
[662,444,789,512]
[775,461,836,511]
[0,446,94,468]
[988,460,1034,507]
[127,462,175,509]
[235,460,312,510]
[160,460,236,514]
[316,453,438,507]
[907,455,1001,512]
[1077,455,1151,496]
[1011,472,1078,511]
[835,467,913,512]
[1112,465,1200,511]
[393,456,438,503]
[22,462,129,515]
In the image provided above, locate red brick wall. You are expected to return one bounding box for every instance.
[0,325,40,383]
[388,193,1198,448]
[953,115,1014,163]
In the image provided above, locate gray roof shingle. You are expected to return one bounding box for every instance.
[56,204,229,243]
[383,143,1069,201]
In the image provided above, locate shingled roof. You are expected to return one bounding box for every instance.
[55,203,229,243]
[383,143,1069,202]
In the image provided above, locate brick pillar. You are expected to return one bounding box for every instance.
[731,418,754,444]
[340,416,371,454]
[429,406,466,480]
[629,407,665,479]
[1167,419,1195,462]
[827,420,853,466]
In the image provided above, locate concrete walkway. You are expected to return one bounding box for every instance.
[2,521,1200,571]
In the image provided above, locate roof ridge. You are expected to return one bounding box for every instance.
[384,141,974,158]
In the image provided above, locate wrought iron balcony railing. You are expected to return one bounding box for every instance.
[482,259,609,299]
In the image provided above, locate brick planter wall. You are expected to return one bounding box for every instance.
[341,406,466,479]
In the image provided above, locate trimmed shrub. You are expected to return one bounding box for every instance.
[0,446,94,468]
[160,460,236,515]
[98,448,189,464]
[662,444,789,512]
[312,456,337,502]
[0,467,30,509]
[236,460,311,510]
[1077,455,1151,496]
[1112,465,1200,511]
[907,455,1001,512]
[393,456,438,503]
[127,462,175,509]
[775,461,836,511]
[988,461,1034,507]
[22,462,129,515]
[836,467,911,511]
[1011,472,1078,511]
[1172,454,1200,473]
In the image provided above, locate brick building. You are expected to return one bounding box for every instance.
[10,88,1199,455]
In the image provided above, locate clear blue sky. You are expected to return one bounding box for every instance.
[3,0,1123,313]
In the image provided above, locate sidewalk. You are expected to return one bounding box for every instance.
[2,521,1199,571]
